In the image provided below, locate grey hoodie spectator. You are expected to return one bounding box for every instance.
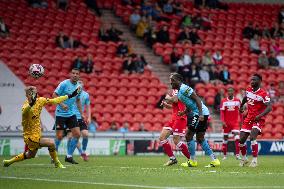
[249,34,261,55]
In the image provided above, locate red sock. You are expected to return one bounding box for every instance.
[235,139,240,155]
[251,141,258,157]
[240,144,247,156]
[222,143,227,156]
[161,140,174,158]
[177,142,190,159]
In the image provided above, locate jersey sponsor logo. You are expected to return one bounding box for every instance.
[184,88,192,95]
[246,91,264,101]
[270,142,284,152]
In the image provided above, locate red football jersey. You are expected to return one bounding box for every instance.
[245,87,270,121]
[220,97,241,124]
[171,90,187,120]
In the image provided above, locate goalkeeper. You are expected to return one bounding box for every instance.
[3,86,81,168]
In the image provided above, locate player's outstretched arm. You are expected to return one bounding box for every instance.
[161,100,173,109]
[164,94,178,104]
[47,87,82,105]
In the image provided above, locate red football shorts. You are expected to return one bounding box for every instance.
[163,119,187,136]
[240,118,265,134]
[223,122,240,134]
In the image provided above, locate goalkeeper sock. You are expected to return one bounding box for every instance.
[8,153,26,164]
[48,147,59,163]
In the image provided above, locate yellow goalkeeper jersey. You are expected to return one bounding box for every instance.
[22,95,68,139]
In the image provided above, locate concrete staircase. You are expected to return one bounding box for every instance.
[101,9,222,132]
[101,10,171,86]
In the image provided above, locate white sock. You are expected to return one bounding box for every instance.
[66,155,72,158]
[252,157,257,162]
[210,154,216,161]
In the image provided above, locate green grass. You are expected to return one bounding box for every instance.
[1,155,284,189]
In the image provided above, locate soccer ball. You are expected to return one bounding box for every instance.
[29,64,44,79]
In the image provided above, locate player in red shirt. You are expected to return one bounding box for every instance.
[159,89,191,166]
[239,74,272,167]
[220,86,242,160]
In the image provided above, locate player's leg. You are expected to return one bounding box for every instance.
[180,129,197,167]
[239,131,250,166]
[3,140,38,167]
[79,119,89,161]
[232,131,241,160]
[39,138,65,168]
[172,119,190,160]
[159,128,176,166]
[196,132,220,167]
[249,128,260,167]
[65,115,80,164]
[222,133,229,160]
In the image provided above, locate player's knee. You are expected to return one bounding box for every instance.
[185,134,193,142]
[173,137,180,145]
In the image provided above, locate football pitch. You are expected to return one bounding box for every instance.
[1,155,284,189]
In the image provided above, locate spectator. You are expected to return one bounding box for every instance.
[136,16,149,38]
[99,23,109,41]
[236,88,246,102]
[201,14,213,31]
[108,121,118,131]
[177,49,192,75]
[173,0,183,15]
[144,25,157,47]
[122,54,138,74]
[258,51,269,69]
[55,32,87,49]
[214,88,225,112]
[268,52,280,67]
[219,66,232,85]
[156,25,170,44]
[188,64,200,86]
[130,9,141,30]
[178,27,192,44]
[170,48,180,71]
[249,34,261,54]
[85,0,102,16]
[202,50,214,67]
[278,7,284,24]
[199,66,210,83]
[141,1,154,17]
[189,28,202,45]
[242,22,255,39]
[84,54,94,74]
[194,0,205,9]
[72,56,84,71]
[136,55,148,73]
[206,0,228,10]
[138,123,148,132]
[119,122,129,133]
[57,0,68,11]
[163,0,174,15]
[271,22,282,38]
[267,83,277,103]
[276,50,284,68]
[253,25,262,37]
[117,40,129,57]
[181,14,192,28]
[88,116,99,133]
[262,24,271,39]
[152,3,169,22]
[0,18,9,38]
[27,0,48,8]
[270,39,280,55]
[208,66,220,84]
[107,23,123,42]
[212,50,223,65]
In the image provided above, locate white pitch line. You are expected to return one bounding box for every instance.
[1,176,284,189]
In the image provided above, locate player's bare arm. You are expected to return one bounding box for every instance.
[239,97,247,113]
[190,92,204,121]
[86,104,91,125]
[254,101,272,121]
[177,107,189,116]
